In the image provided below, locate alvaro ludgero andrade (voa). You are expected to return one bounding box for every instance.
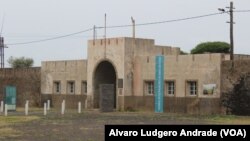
[109,128,218,138]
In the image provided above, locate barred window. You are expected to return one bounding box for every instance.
[67,81,75,94]
[187,81,197,96]
[54,81,61,94]
[165,81,175,96]
[145,81,154,95]
[82,81,87,94]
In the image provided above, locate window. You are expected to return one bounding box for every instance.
[53,81,61,94]
[145,81,154,95]
[82,81,87,94]
[165,81,175,96]
[67,81,75,94]
[187,81,197,96]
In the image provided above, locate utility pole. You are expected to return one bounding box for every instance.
[130,17,136,97]
[219,1,235,61]
[228,1,234,61]
[104,13,107,58]
[0,37,4,68]
[0,15,5,68]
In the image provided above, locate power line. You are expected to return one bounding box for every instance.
[5,35,97,38]
[96,12,226,29]
[6,10,250,46]
[6,28,93,45]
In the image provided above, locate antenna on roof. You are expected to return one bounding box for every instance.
[131,17,135,38]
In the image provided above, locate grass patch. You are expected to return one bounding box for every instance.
[0,115,40,139]
[0,127,23,138]
[0,116,40,127]
[204,115,250,124]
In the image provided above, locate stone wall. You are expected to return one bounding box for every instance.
[0,68,41,107]
[221,60,250,95]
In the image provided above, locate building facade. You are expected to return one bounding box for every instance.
[41,37,230,114]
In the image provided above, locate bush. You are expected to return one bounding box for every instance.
[191,41,230,54]
[221,75,250,115]
[8,56,34,68]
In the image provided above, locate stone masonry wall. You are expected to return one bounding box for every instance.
[221,60,250,96]
[0,68,41,107]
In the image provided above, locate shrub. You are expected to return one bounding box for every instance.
[191,41,230,54]
[221,75,250,115]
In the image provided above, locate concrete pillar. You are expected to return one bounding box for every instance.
[0,101,3,112]
[44,103,47,116]
[4,104,7,116]
[25,100,29,116]
[47,100,50,110]
[78,102,81,114]
[61,100,65,115]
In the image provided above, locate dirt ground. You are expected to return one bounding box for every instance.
[0,108,250,141]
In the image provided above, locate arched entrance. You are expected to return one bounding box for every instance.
[93,60,116,109]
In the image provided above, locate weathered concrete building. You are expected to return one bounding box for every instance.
[1,37,249,114]
[40,37,236,114]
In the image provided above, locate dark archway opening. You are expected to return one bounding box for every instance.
[93,61,116,109]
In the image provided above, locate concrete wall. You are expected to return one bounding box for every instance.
[123,96,221,114]
[0,68,41,107]
[133,53,223,98]
[122,53,224,114]
[41,60,87,95]
[41,94,87,109]
[123,38,180,96]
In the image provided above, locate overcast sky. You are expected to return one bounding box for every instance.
[0,0,250,67]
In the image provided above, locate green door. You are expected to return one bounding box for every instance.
[5,86,16,111]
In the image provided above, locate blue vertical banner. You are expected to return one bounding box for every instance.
[155,55,164,113]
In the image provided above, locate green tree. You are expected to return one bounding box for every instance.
[8,56,34,68]
[191,41,230,54]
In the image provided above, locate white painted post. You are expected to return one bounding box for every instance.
[63,100,65,114]
[47,100,50,110]
[0,101,3,112]
[78,102,81,114]
[44,103,47,116]
[25,103,27,115]
[61,101,63,115]
[25,100,29,116]
[4,104,7,116]
[61,100,65,115]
